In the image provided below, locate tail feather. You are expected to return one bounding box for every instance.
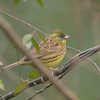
[0,61,23,71]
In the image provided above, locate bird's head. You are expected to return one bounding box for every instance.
[49,29,70,43]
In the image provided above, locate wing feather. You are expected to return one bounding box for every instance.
[24,37,60,61]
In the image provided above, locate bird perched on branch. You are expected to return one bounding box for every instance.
[0,29,70,79]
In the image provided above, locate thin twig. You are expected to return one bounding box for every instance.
[0,9,46,36]
[27,83,53,100]
[28,64,72,100]
[28,45,100,100]
[0,95,4,100]
[67,46,100,71]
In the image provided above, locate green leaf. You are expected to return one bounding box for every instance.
[37,0,43,9]
[23,34,32,49]
[31,38,40,54]
[13,44,17,48]
[14,81,28,95]
[23,34,32,45]
[25,41,32,49]
[37,31,48,47]
[13,0,20,5]
[29,70,39,78]
[0,78,5,91]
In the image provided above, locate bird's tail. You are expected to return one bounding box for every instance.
[0,61,23,71]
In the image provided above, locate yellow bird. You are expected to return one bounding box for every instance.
[0,29,70,74]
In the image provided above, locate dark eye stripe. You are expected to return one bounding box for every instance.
[59,33,64,38]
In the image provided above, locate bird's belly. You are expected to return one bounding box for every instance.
[43,54,65,68]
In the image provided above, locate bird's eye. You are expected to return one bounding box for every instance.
[59,33,64,38]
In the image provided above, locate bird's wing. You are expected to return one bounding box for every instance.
[24,47,59,61]
[24,38,60,61]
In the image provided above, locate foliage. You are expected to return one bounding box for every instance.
[29,70,39,78]
[14,80,28,95]
[37,0,43,9]
[13,0,43,9]
[22,34,33,49]
[0,78,5,91]
[37,31,48,47]
[14,70,39,95]
[13,0,20,5]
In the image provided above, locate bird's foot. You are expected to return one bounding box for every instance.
[49,67,58,76]
[41,76,45,83]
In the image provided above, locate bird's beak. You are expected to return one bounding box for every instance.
[64,35,71,39]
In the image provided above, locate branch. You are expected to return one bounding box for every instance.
[27,65,73,100]
[67,46,100,71]
[2,44,100,100]
[0,9,46,36]
[26,45,100,100]
[0,16,79,100]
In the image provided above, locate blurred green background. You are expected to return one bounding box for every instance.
[0,0,100,100]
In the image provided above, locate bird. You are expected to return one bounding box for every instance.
[0,29,70,79]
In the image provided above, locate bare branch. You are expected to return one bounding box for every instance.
[2,45,100,100]
[27,83,53,100]
[27,65,73,100]
[67,46,100,71]
[0,9,46,36]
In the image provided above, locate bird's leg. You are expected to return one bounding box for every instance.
[39,70,44,83]
[49,67,58,76]
[40,74,44,83]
